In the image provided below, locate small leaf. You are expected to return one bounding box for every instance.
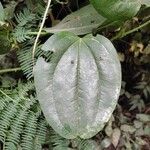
[121,125,136,133]
[105,117,113,137]
[105,124,113,137]
[136,137,147,146]
[101,138,111,149]
[136,114,150,122]
[135,127,144,136]
[111,128,121,148]
[44,5,106,35]
[133,120,143,129]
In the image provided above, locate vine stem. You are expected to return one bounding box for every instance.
[32,0,52,65]
[28,31,49,35]
[112,19,150,41]
[0,67,21,74]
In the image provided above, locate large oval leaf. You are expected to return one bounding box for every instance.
[34,32,121,139]
[90,0,141,21]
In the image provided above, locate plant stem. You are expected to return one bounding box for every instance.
[112,19,150,41]
[95,20,119,33]
[123,19,150,37]
[32,0,52,65]
[0,67,21,74]
[28,31,49,35]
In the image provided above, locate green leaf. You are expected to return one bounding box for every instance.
[34,32,121,139]
[44,5,106,35]
[142,0,150,7]
[90,0,141,21]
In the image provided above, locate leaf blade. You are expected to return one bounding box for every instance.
[44,5,106,35]
[34,32,121,139]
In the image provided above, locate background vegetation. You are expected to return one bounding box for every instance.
[0,0,150,149]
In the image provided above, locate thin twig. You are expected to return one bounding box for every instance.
[112,19,150,41]
[122,19,150,37]
[32,0,52,66]
[0,67,21,74]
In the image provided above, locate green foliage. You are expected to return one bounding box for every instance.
[17,43,37,79]
[13,27,32,43]
[20,112,38,150]
[17,42,52,79]
[90,0,141,21]
[0,0,149,149]
[51,132,101,150]
[50,132,70,149]
[15,8,36,27]
[13,8,36,42]
[0,82,47,150]
[34,31,121,139]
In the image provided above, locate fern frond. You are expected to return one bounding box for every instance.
[17,81,34,98]
[15,8,36,27]
[77,139,101,150]
[0,82,49,149]
[3,142,17,150]
[13,7,37,42]
[0,97,10,111]
[21,112,38,150]
[36,118,47,144]
[35,3,46,20]
[51,131,70,149]
[13,27,32,42]
[33,118,47,150]
[18,46,42,79]
[17,45,49,79]
[4,110,28,150]
[51,132,101,150]
[0,103,19,143]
